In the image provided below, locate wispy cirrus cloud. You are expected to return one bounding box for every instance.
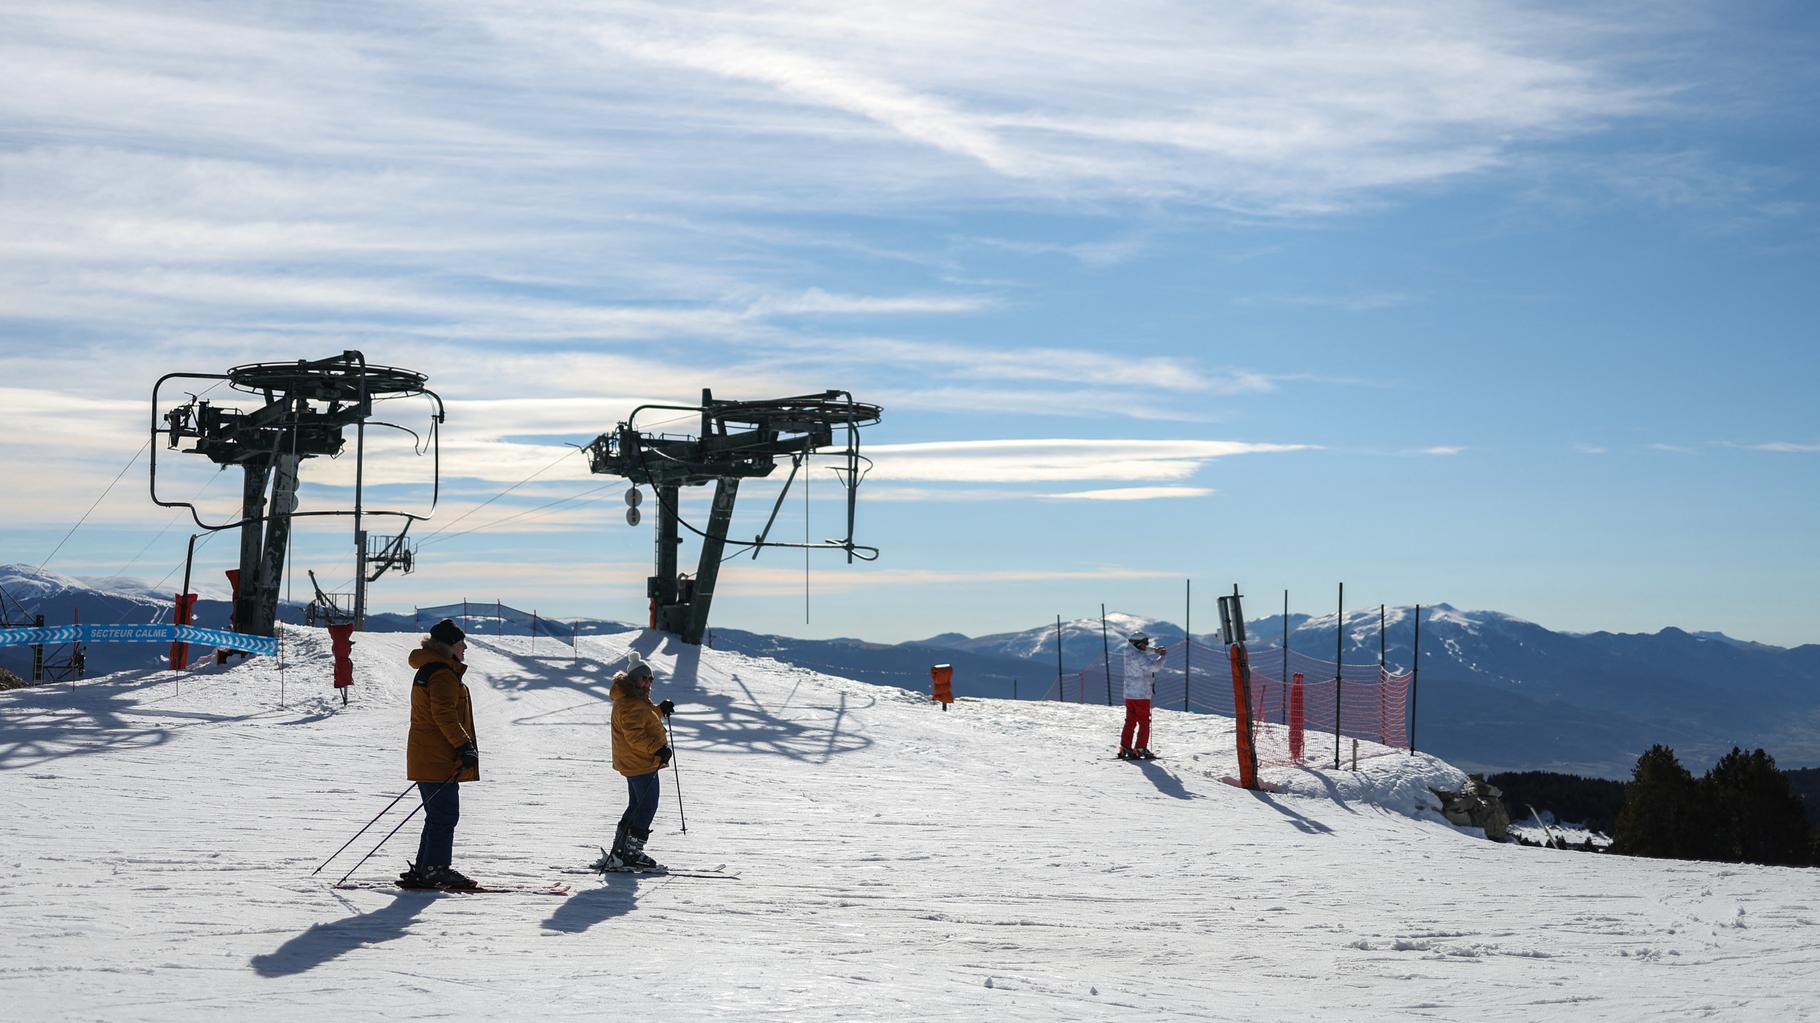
[0,0,1727,613]
[1040,486,1212,501]
[2,0,1689,436]
[1234,291,1415,312]
[1736,441,1820,454]
[580,1,1666,210]
[864,438,1309,484]
[717,564,1184,598]
[954,232,1157,268]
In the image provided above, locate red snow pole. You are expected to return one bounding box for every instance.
[328,623,355,704]
[217,569,242,664]
[1228,644,1259,790]
[930,664,954,711]
[1289,672,1306,764]
[169,592,198,670]
[1218,587,1260,790]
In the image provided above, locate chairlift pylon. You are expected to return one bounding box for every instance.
[582,388,882,644]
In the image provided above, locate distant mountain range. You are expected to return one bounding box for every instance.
[6,564,1817,777]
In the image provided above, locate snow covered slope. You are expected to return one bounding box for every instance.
[4,628,1817,1021]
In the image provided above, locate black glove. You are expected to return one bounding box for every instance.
[455,742,480,770]
[658,699,675,717]
[657,745,673,767]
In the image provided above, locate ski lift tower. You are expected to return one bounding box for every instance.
[151,351,444,637]
[584,389,883,645]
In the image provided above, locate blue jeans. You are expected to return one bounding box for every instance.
[618,770,661,843]
[415,781,460,867]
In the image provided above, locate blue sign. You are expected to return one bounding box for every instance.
[0,627,79,648]
[0,624,278,657]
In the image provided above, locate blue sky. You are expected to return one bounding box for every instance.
[2,1,1816,645]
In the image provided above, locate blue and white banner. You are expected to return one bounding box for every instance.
[0,624,278,657]
[0,626,80,647]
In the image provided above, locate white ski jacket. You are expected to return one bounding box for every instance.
[1122,644,1165,701]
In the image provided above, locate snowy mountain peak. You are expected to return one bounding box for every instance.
[0,563,227,604]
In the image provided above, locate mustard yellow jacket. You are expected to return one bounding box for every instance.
[610,676,667,777]
[406,644,479,782]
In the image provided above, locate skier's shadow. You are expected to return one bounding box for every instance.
[250,891,433,977]
[1248,790,1335,835]
[1131,758,1198,800]
[542,875,645,934]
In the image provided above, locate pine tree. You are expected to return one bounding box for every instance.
[1611,745,1706,859]
[1701,747,1814,867]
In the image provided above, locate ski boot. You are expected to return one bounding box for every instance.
[1117,746,1134,760]
[621,836,662,872]
[422,865,480,891]
[397,861,439,890]
[1136,748,1157,760]
[593,844,653,873]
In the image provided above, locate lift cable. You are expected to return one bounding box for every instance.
[37,436,153,573]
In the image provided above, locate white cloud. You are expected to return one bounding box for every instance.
[1040,486,1213,501]
[864,438,1308,483]
[715,563,1184,597]
[1741,441,1820,454]
[1234,292,1414,312]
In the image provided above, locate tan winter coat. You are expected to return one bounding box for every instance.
[406,642,479,782]
[610,675,667,777]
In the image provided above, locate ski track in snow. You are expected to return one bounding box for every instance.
[3,628,1817,1021]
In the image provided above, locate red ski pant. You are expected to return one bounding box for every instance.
[1121,698,1152,751]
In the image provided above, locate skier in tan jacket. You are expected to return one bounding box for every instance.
[597,651,674,871]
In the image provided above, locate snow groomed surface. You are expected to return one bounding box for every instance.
[3,627,1817,1021]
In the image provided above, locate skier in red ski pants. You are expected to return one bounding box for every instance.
[1118,631,1165,759]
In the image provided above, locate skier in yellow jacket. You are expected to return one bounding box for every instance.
[597,651,674,871]
[400,618,481,890]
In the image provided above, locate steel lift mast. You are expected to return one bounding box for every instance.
[584,389,882,645]
[151,351,444,637]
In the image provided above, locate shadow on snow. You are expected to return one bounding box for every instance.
[0,667,334,772]
[541,874,646,934]
[250,891,434,978]
[473,631,873,766]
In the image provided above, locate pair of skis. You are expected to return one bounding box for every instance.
[555,865,740,881]
[559,851,740,881]
[334,879,573,896]
[333,863,740,896]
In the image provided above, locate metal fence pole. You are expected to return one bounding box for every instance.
[1100,604,1112,706]
[1411,604,1422,755]
[1334,582,1343,771]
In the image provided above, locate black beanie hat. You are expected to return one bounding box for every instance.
[430,618,465,646]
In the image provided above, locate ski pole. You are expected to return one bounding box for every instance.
[665,714,686,834]
[312,779,427,876]
[334,768,461,887]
